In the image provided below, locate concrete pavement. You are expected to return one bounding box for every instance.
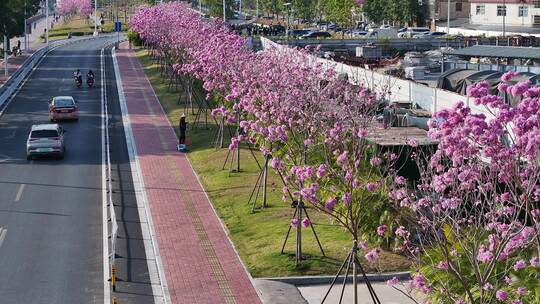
[0,37,109,303]
[298,283,418,304]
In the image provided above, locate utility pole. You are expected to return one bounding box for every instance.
[94,0,98,36]
[256,0,259,18]
[502,0,506,36]
[239,0,242,15]
[223,0,226,21]
[3,35,7,76]
[284,2,291,42]
[199,0,202,13]
[447,0,451,34]
[45,0,49,45]
[24,0,28,51]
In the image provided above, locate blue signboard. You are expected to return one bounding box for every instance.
[114,21,122,32]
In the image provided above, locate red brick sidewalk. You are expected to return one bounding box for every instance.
[116,44,261,304]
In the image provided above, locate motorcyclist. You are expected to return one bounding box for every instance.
[74,69,82,84]
[87,70,95,80]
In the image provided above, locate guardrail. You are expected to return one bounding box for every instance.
[102,46,119,293]
[444,61,540,74]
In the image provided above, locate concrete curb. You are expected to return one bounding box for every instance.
[259,271,411,286]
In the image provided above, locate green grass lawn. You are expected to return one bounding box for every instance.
[134,48,411,277]
[41,16,117,42]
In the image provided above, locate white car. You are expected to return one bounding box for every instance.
[26,124,66,160]
[397,27,430,38]
[414,31,449,39]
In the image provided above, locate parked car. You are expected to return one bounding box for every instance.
[287,29,311,38]
[364,28,398,39]
[397,27,430,38]
[350,30,368,37]
[414,31,449,39]
[48,96,79,121]
[26,124,66,160]
[300,31,332,39]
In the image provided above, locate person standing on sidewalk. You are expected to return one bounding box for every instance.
[178,113,187,145]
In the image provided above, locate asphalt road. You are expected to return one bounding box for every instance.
[0,37,152,303]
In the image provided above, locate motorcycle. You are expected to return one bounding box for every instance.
[87,76,94,87]
[75,76,82,88]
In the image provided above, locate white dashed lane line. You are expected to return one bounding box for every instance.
[0,227,7,249]
[15,184,26,202]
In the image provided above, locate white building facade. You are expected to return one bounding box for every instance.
[470,0,540,26]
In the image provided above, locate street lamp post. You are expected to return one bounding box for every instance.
[256,0,259,18]
[4,35,7,76]
[284,3,291,43]
[94,0,98,36]
[45,0,49,45]
[502,0,506,37]
[199,0,202,13]
[223,0,226,21]
[447,0,451,33]
[24,0,28,51]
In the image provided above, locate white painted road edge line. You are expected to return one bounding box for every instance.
[112,46,170,304]
[100,47,111,304]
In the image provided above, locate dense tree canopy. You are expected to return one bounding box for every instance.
[0,0,42,39]
[205,0,235,19]
[363,0,423,25]
[323,0,357,27]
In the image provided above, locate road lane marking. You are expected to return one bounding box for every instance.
[0,227,7,249]
[15,184,26,202]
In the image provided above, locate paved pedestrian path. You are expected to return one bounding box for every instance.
[115,42,261,304]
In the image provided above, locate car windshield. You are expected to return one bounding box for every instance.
[31,130,59,138]
[54,98,74,107]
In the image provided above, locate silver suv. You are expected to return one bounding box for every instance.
[26,124,66,160]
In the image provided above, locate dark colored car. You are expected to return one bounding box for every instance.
[300,31,332,39]
[287,29,311,37]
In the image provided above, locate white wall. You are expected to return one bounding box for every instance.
[436,25,540,37]
[470,3,540,26]
[259,37,494,116]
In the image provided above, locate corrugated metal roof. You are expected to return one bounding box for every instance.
[447,45,540,60]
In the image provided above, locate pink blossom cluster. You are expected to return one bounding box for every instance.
[56,0,92,16]
[387,70,540,302]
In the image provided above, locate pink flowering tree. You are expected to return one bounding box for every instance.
[237,42,407,302]
[56,0,93,17]
[129,3,412,303]
[387,73,540,303]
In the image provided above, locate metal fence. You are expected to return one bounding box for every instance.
[444,61,540,74]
